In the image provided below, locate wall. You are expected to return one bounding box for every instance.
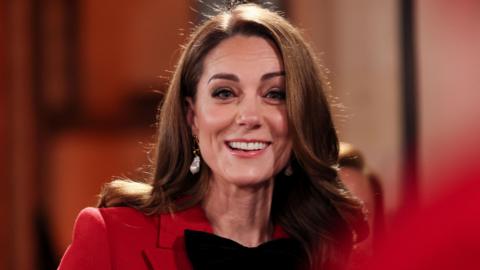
[289,0,402,215]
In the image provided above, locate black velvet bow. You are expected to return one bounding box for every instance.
[184,229,304,270]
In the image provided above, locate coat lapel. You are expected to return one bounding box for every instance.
[142,205,212,270]
[143,248,177,270]
[142,204,290,269]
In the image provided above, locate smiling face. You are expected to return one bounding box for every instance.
[187,35,292,188]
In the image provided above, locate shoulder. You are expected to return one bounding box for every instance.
[58,208,112,269]
[58,207,160,269]
[97,206,156,226]
[73,207,104,229]
[59,207,159,269]
[78,207,159,245]
[72,206,155,230]
[70,207,108,243]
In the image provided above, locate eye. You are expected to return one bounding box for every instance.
[212,88,235,100]
[265,88,286,101]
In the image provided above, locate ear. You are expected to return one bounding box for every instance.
[185,97,199,136]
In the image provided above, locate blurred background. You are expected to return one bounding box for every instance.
[1,0,479,269]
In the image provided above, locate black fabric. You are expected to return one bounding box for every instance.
[184,229,304,270]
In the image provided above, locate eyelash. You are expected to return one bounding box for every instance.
[211,88,235,99]
[211,87,286,101]
[264,88,286,100]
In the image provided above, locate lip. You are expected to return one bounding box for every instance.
[224,139,271,158]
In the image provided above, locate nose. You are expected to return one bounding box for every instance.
[235,95,262,129]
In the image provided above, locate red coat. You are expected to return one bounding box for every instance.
[58,206,290,270]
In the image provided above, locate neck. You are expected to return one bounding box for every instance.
[202,177,274,247]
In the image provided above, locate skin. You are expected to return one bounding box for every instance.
[187,35,292,247]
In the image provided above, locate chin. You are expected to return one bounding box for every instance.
[222,168,276,188]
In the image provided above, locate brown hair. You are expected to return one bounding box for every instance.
[98,4,368,269]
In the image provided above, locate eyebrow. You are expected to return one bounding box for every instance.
[261,71,285,81]
[207,71,285,84]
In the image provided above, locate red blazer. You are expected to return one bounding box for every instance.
[58,206,290,270]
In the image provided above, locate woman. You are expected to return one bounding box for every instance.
[58,3,368,270]
[338,142,385,269]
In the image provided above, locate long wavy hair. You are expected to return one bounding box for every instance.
[98,3,368,269]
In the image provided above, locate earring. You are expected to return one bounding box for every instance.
[284,163,293,176]
[190,135,201,174]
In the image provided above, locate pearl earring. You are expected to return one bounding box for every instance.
[190,136,200,174]
[284,163,293,176]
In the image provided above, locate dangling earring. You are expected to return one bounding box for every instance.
[190,135,201,174]
[284,163,293,176]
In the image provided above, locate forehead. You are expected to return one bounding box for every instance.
[201,35,283,77]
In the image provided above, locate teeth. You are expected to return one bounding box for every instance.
[228,141,268,151]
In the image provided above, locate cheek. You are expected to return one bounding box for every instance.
[196,104,234,132]
[267,108,292,168]
[268,107,289,139]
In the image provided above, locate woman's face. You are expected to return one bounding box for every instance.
[187,35,292,187]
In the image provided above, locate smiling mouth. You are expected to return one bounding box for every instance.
[226,141,270,151]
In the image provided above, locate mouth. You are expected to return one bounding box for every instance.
[225,140,271,157]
